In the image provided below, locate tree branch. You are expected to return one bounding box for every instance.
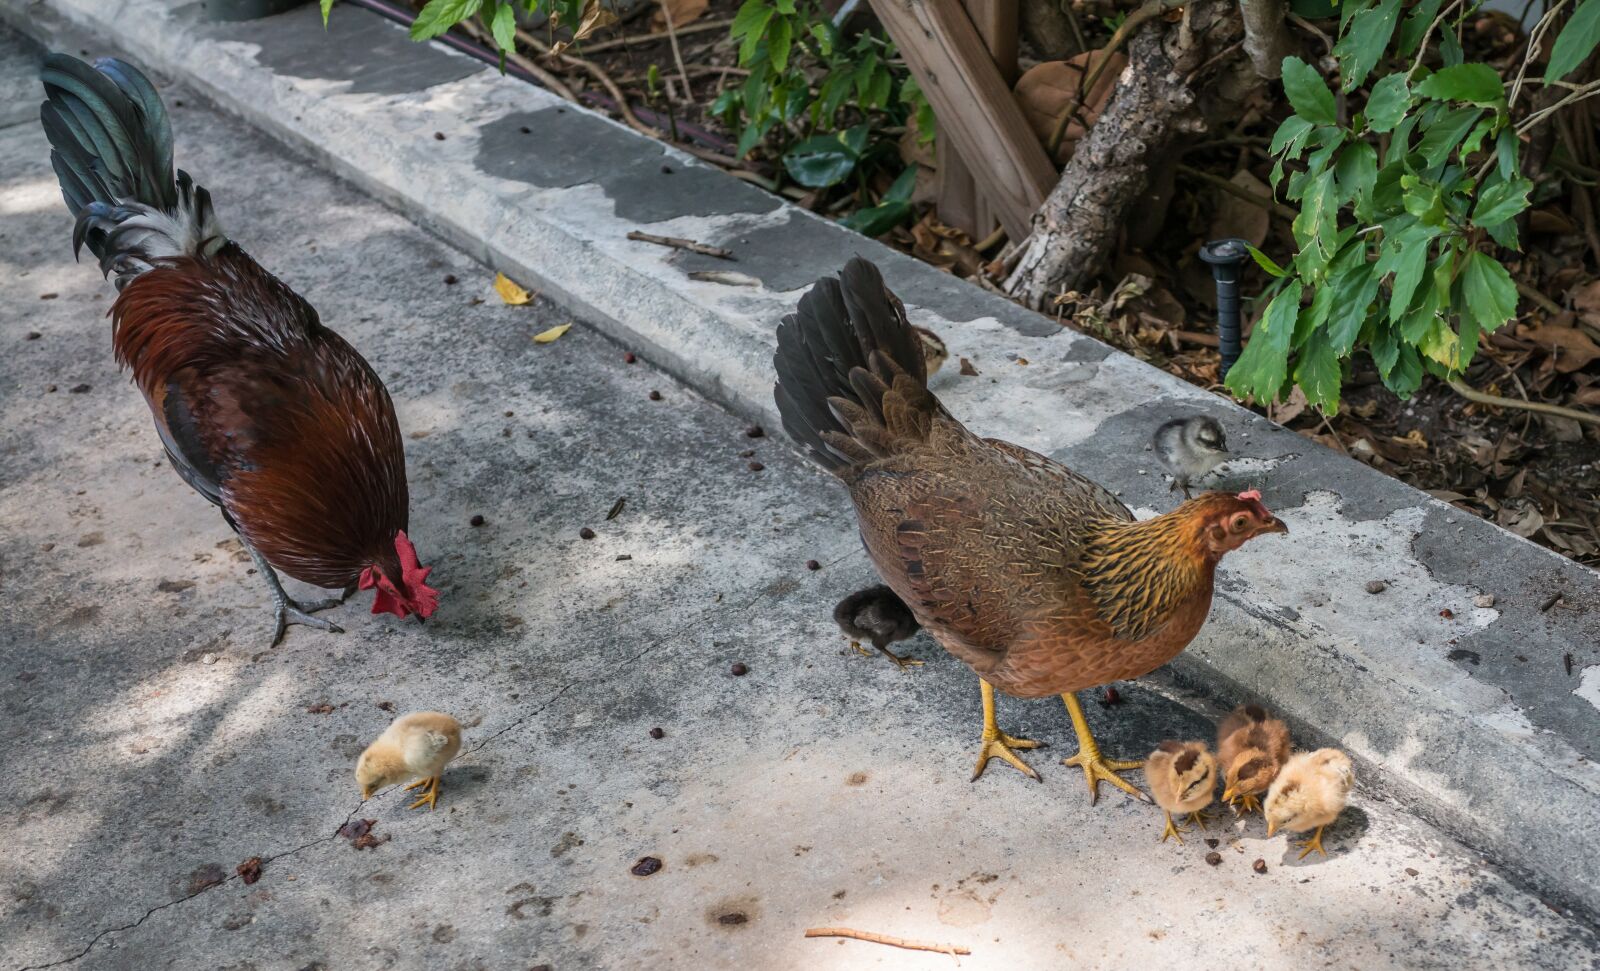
[1239,0,1295,79]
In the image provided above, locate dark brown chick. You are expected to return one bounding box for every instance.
[1217,703,1292,814]
[1147,740,1217,843]
[773,259,1288,802]
[833,584,923,670]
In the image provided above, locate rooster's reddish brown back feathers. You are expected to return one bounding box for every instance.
[40,53,437,643]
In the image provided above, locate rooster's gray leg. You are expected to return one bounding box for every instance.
[241,540,345,646]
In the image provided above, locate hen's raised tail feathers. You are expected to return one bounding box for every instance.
[39,53,223,289]
[773,258,947,474]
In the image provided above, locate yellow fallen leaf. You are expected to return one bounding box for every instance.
[550,0,619,55]
[494,272,534,305]
[533,323,572,344]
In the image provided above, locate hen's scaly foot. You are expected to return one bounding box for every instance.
[1060,692,1149,804]
[270,599,344,648]
[406,775,441,811]
[1159,811,1187,843]
[1294,825,1328,860]
[971,731,1043,782]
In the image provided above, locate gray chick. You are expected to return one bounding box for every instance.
[833,584,922,671]
[1153,416,1229,498]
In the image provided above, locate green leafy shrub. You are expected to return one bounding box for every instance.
[1226,0,1600,414]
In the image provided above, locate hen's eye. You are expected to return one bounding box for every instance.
[1230,513,1251,532]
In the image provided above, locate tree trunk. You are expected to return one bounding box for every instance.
[1239,0,1294,79]
[1005,0,1242,306]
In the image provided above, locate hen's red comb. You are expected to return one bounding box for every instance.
[1237,489,1263,502]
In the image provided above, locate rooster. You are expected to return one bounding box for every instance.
[39,54,438,644]
[774,259,1286,801]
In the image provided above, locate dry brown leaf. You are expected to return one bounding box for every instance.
[495,273,535,305]
[550,0,619,55]
[1530,209,1578,235]
[1273,385,1310,425]
[1571,279,1600,321]
[652,0,709,30]
[1209,171,1271,247]
[1522,323,1600,372]
[1013,51,1128,163]
[533,323,573,344]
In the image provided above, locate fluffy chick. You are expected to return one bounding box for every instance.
[1147,740,1217,843]
[1218,703,1291,814]
[1265,748,1354,859]
[1153,416,1228,498]
[913,326,949,376]
[356,711,463,810]
[833,584,923,670]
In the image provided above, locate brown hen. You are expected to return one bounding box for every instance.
[773,259,1287,801]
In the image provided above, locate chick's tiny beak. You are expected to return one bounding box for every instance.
[361,785,375,800]
[1222,787,1236,802]
[1266,819,1278,837]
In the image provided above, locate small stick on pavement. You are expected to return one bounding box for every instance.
[627,230,734,260]
[804,927,971,961]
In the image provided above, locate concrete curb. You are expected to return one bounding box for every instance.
[5,0,1599,919]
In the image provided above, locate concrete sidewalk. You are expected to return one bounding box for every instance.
[2,33,1598,971]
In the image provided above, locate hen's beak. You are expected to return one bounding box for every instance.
[1266,819,1279,837]
[1261,518,1288,535]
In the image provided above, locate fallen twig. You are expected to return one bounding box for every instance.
[1175,164,1297,220]
[658,0,693,100]
[1448,378,1600,427]
[627,230,735,259]
[804,927,971,960]
[577,16,736,53]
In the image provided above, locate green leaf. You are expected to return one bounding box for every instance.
[1281,56,1337,126]
[1269,115,1316,157]
[1495,127,1520,181]
[1226,282,1303,402]
[1415,63,1505,105]
[1326,259,1381,354]
[490,0,516,53]
[767,14,793,72]
[732,0,775,63]
[1440,27,1464,66]
[410,0,481,40]
[1334,0,1403,90]
[841,200,912,237]
[1380,225,1436,320]
[1473,175,1532,227]
[1416,106,1482,169]
[865,64,893,107]
[1335,141,1378,212]
[1294,329,1344,413]
[1546,0,1600,82]
[880,164,918,204]
[1386,343,1424,396]
[1397,0,1444,55]
[1418,316,1459,366]
[1247,244,1288,278]
[782,130,863,187]
[1365,74,1411,133]
[320,0,336,26]
[1371,321,1401,376]
[1402,176,1446,225]
[1483,216,1521,250]
[1460,250,1519,334]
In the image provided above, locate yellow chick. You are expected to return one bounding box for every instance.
[1217,703,1291,815]
[1265,748,1354,859]
[1146,740,1217,843]
[356,711,463,811]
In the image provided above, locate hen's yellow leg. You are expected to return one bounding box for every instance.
[406,775,442,811]
[1295,825,1328,859]
[1060,692,1149,804]
[971,679,1041,782]
[1159,811,1186,843]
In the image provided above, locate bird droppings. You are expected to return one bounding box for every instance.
[615,554,632,561]
[1447,649,1481,666]
[432,924,456,943]
[730,662,749,676]
[1205,852,1223,866]
[1365,580,1387,594]
[157,579,195,592]
[648,390,663,401]
[631,856,663,877]
[959,357,979,376]
[623,351,636,363]
[847,772,868,786]
[1406,867,1420,877]
[717,912,749,926]
[376,701,395,712]
[806,559,821,571]
[739,449,755,458]
[433,132,445,140]
[338,818,388,850]
[1439,608,1455,619]
[470,514,485,527]
[1253,859,1268,874]
[1540,592,1564,611]
[1205,838,1220,849]
[607,497,627,520]
[1475,594,1496,608]
[200,652,218,665]
[1565,653,1575,676]
[442,274,458,285]
[236,857,263,885]
[649,727,664,739]
[39,292,57,300]
[745,425,765,438]
[307,703,335,714]
[1099,685,1121,707]
[24,331,40,340]
[69,383,91,393]
[579,527,596,540]
[748,461,765,472]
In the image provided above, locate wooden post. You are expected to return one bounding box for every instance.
[875,0,1051,241]
[937,0,1019,238]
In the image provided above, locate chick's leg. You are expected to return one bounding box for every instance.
[1294,825,1328,860]
[241,540,344,647]
[1060,692,1149,804]
[1159,811,1186,843]
[406,775,442,811]
[971,679,1042,782]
